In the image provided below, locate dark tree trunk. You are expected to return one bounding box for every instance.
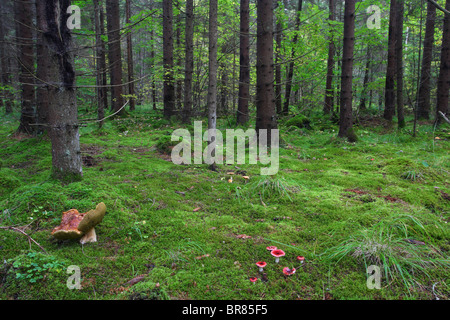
[15,0,35,134]
[256,0,277,145]
[383,0,397,122]
[338,0,357,142]
[126,0,136,111]
[283,0,302,115]
[275,2,283,115]
[163,0,175,119]
[150,27,157,110]
[417,2,436,120]
[93,0,108,127]
[106,0,124,114]
[44,0,82,181]
[182,0,194,123]
[237,0,250,125]
[35,0,50,134]
[324,0,336,115]
[0,0,12,114]
[359,47,371,111]
[436,0,450,125]
[175,2,183,112]
[396,0,405,128]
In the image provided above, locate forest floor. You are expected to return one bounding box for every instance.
[0,106,449,300]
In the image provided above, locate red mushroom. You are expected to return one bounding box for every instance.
[249,277,258,284]
[256,261,267,273]
[296,256,305,264]
[283,267,296,276]
[271,249,285,263]
[266,246,277,251]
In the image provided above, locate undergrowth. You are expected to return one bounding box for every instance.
[0,107,448,300]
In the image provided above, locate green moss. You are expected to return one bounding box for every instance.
[0,106,448,300]
[285,114,312,129]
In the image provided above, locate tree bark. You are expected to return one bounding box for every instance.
[35,0,51,134]
[106,0,124,114]
[283,0,302,115]
[275,2,283,115]
[183,0,194,123]
[44,0,82,181]
[0,0,12,114]
[383,0,397,122]
[359,46,371,111]
[338,0,357,142]
[93,0,108,127]
[15,0,35,134]
[324,0,336,115]
[163,0,175,118]
[207,0,218,170]
[256,0,277,145]
[237,0,250,125]
[417,2,436,120]
[396,0,405,128]
[126,0,136,111]
[436,0,450,125]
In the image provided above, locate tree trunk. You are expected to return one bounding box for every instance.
[436,0,450,125]
[35,0,51,134]
[106,0,124,114]
[359,47,371,111]
[15,0,35,134]
[417,2,436,120]
[207,0,218,170]
[0,0,12,114]
[396,0,405,128]
[256,0,277,145]
[163,0,175,119]
[182,0,194,123]
[338,0,357,142]
[324,0,336,115]
[150,27,157,111]
[383,0,397,122]
[275,2,283,115]
[44,0,82,181]
[237,0,250,125]
[126,0,136,111]
[283,0,303,115]
[93,0,107,127]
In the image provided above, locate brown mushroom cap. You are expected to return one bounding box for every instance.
[51,203,107,241]
[77,202,107,233]
[51,209,85,240]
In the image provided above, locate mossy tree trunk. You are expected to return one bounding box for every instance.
[44,0,82,181]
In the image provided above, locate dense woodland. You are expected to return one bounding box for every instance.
[0,0,448,179]
[0,0,449,301]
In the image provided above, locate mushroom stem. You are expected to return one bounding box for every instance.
[258,267,263,273]
[80,228,97,244]
[275,257,279,263]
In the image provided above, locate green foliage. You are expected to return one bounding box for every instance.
[321,215,450,293]
[7,252,66,284]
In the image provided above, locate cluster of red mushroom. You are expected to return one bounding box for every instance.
[249,246,306,283]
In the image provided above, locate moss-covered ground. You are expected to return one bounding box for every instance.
[0,106,449,300]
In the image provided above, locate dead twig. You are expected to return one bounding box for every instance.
[0,226,47,254]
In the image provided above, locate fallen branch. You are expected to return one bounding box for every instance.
[0,226,47,254]
[438,111,450,125]
[427,0,450,16]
